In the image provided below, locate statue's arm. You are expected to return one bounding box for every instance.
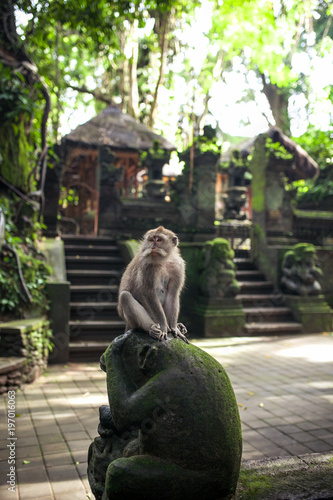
[107,351,171,432]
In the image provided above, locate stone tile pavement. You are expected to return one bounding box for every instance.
[1,333,333,499]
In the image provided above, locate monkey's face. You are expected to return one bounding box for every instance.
[142,232,172,259]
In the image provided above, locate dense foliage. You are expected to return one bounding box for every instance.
[0,0,332,201]
[1,0,331,148]
[0,196,51,319]
[291,128,333,204]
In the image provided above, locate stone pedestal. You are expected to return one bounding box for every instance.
[191,297,245,337]
[285,295,332,333]
[47,282,70,364]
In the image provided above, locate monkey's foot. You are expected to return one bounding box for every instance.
[149,324,168,342]
[171,324,189,344]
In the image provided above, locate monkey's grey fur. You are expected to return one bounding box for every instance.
[117,226,188,343]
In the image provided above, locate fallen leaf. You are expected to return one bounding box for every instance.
[265,355,270,359]
[248,392,255,396]
[23,460,30,465]
[238,403,243,407]
[259,403,264,407]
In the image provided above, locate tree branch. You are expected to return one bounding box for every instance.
[66,84,113,105]
[322,15,332,40]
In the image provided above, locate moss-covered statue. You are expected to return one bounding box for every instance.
[199,238,240,298]
[280,243,322,296]
[88,330,242,500]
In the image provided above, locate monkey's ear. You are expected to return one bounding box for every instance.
[138,344,158,373]
[172,236,179,246]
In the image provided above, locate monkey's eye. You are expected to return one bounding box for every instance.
[156,237,162,242]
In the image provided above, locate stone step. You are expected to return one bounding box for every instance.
[244,322,302,335]
[69,340,115,362]
[70,285,119,302]
[243,307,294,323]
[67,269,121,286]
[62,235,116,246]
[234,249,250,259]
[238,294,286,307]
[64,244,120,256]
[236,270,266,281]
[239,281,275,294]
[65,255,124,271]
[69,319,125,340]
[234,258,256,270]
[70,302,119,321]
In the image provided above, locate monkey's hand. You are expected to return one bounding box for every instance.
[170,323,189,344]
[149,323,168,342]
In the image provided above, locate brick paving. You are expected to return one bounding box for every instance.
[1,333,333,499]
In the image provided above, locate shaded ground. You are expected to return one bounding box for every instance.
[0,333,332,499]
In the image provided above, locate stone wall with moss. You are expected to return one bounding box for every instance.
[0,317,51,393]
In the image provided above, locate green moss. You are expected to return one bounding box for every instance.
[118,239,141,263]
[249,135,269,213]
[0,120,35,192]
[238,470,273,499]
[251,223,266,262]
[293,208,333,219]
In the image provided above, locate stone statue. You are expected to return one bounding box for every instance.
[199,238,240,298]
[280,243,322,296]
[222,186,247,220]
[88,330,242,500]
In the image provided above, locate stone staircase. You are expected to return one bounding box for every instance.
[63,235,126,362]
[234,249,303,336]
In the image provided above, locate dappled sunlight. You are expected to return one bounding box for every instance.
[69,393,107,407]
[277,343,333,363]
[322,394,333,404]
[309,380,333,390]
[193,336,264,348]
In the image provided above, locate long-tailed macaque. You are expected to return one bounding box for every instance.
[117,226,188,343]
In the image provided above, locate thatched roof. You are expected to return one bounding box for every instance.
[63,105,176,151]
[222,127,318,181]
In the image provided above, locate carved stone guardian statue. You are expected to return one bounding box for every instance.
[199,238,240,298]
[281,243,322,296]
[88,330,242,500]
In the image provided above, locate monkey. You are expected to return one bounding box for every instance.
[117,226,188,343]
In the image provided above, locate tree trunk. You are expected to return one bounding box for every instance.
[148,11,170,129]
[0,0,20,55]
[261,75,291,136]
[0,0,51,199]
[128,20,139,119]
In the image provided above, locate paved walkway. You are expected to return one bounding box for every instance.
[1,333,333,499]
